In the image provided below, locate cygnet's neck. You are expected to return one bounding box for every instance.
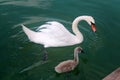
[74,50,79,64]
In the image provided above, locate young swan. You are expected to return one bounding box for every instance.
[55,47,83,73]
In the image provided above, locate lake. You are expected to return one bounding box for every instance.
[0,0,120,80]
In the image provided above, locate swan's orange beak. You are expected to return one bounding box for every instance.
[91,23,96,32]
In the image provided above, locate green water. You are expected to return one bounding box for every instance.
[0,0,120,80]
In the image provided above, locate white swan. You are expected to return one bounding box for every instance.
[21,15,96,48]
[55,47,83,73]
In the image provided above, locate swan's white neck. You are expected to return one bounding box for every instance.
[72,16,90,42]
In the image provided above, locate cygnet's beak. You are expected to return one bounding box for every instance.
[81,49,85,53]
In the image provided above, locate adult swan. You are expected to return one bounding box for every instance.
[21,16,96,48]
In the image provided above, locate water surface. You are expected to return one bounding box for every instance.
[0,0,120,80]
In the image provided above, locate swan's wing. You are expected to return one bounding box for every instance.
[36,21,76,47]
[37,21,70,34]
[37,21,74,39]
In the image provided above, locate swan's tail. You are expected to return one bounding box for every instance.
[21,24,37,42]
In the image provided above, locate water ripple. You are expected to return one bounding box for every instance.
[20,60,50,73]
[0,0,54,9]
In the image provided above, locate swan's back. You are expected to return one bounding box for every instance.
[37,21,72,36]
[40,21,80,47]
[22,21,80,48]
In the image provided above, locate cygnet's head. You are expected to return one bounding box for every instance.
[75,47,84,53]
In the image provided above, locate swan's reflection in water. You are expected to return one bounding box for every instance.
[20,60,50,73]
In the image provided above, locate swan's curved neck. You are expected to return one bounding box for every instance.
[74,50,79,64]
[72,16,87,41]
